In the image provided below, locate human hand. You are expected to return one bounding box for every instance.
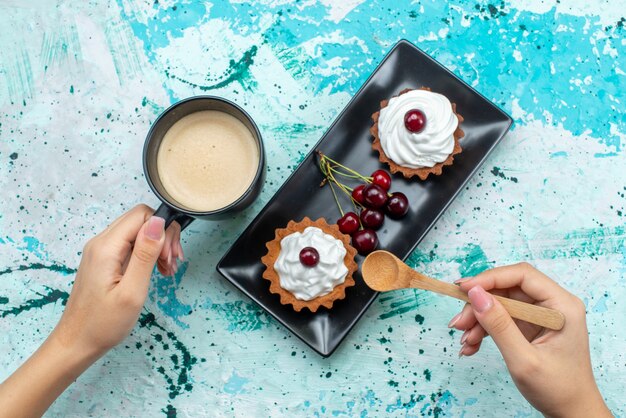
[51,204,173,358]
[448,263,612,417]
[0,205,182,418]
[156,216,184,277]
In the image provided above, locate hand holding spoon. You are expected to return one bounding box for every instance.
[362,250,565,331]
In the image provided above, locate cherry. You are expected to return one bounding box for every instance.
[337,212,360,235]
[360,208,384,230]
[385,192,410,219]
[352,230,379,255]
[363,184,388,208]
[299,247,320,267]
[404,109,426,133]
[371,169,392,191]
[351,184,366,204]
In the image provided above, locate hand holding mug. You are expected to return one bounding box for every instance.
[0,205,170,418]
[0,96,266,418]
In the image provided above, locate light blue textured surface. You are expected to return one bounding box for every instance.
[1,1,625,416]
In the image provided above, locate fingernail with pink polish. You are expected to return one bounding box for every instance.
[177,241,185,261]
[454,277,472,284]
[146,216,165,241]
[171,242,179,260]
[448,313,462,328]
[458,344,467,358]
[468,286,494,313]
[460,330,469,345]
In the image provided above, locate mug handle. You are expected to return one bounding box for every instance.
[154,203,194,231]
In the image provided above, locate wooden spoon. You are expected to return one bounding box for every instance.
[362,250,565,331]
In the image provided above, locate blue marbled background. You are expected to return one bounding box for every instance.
[1,0,624,416]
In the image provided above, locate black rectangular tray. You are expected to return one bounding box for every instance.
[217,39,513,357]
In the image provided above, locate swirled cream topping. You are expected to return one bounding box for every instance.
[378,90,459,169]
[274,227,348,301]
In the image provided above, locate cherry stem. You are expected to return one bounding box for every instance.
[328,181,344,217]
[328,166,368,182]
[318,152,372,183]
[327,162,351,199]
[316,151,367,215]
[328,163,365,210]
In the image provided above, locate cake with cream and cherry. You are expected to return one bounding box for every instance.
[261,217,357,312]
[370,87,465,180]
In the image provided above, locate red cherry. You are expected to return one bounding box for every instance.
[352,230,379,255]
[385,192,409,219]
[337,212,360,235]
[360,208,384,230]
[351,184,366,204]
[371,169,391,191]
[404,109,426,133]
[299,247,320,267]
[363,184,388,208]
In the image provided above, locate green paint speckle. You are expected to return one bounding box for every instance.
[210,300,272,332]
[378,290,422,319]
[423,369,432,381]
[454,244,493,277]
[0,264,76,318]
[491,166,518,183]
[162,404,176,417]
[164,45,258,91]
[0,262,77,277]
[140,97,164,114]
[414,314,424,324]
[138,312,198,400]
[0,287,68,318]
[560,226,626,258]
[406,245,438,268]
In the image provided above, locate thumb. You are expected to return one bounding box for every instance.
[468,285,533,365]
[122,216,166,294]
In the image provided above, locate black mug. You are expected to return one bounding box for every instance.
[143,96,265,230]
